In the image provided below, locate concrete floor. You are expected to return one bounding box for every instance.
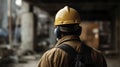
[0,55,120,67]
[106,57,120,67]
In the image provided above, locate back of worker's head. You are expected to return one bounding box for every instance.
[54,6,81,39]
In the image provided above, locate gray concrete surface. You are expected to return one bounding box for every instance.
[0,55,120,67]
[106,57,120,67]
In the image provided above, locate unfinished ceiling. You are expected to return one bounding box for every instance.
[24,0,120,20]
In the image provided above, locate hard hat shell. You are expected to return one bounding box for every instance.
[54,6,81,26]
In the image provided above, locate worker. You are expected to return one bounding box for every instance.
[38,6,107,67]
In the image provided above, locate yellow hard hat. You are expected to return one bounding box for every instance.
[54,6,81,26]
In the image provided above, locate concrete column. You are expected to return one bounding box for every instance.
[7,0,13,45]
[20,12,34,52]
[17,2,34,55]
[2,0,8,30]
[115,6,120,56]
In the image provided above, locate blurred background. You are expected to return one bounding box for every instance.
[0,0,120,67]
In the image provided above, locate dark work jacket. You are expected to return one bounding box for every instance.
[38,35,107,67]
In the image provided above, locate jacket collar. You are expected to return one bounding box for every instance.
[55,35,80,47]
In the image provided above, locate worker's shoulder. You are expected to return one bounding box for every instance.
[43,47,66,56]
[81,42,101,54]
[91,47,101,53]
[83,45,104,60]
[84,44,101,54]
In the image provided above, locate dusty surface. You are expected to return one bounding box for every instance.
[0,55,120,67]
